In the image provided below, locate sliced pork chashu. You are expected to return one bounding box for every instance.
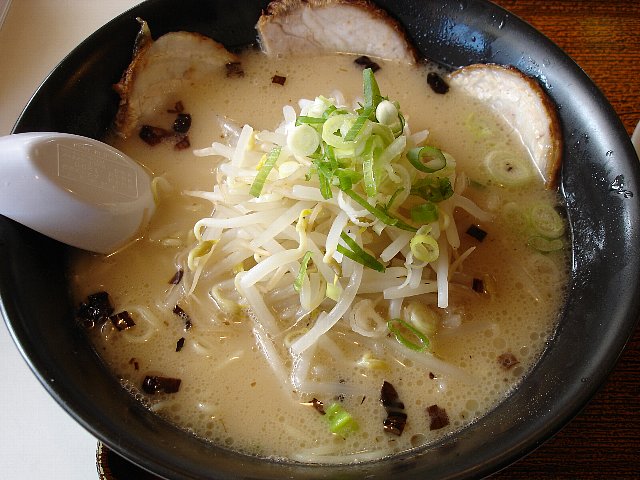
[257,0,418,63]
[114,21,238,138]
[448,64,562,189]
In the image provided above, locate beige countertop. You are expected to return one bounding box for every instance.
[0,2,140,479]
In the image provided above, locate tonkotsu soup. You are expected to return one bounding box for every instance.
[70,50,568,463]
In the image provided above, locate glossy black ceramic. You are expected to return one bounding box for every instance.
[2,1,639,479]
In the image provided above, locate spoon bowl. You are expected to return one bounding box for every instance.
[0,132,155,253]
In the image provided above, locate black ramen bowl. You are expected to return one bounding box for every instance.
[2,0,639,479]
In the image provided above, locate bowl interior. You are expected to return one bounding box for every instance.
[2,0,640,479]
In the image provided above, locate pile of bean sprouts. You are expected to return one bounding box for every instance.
[182,75,491,394]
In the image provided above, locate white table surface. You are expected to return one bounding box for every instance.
[0,2,142,478]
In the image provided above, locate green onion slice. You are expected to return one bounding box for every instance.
[484,149,533,186]
[337,232,385,272]
[527,236,563,252]
[318,170,333,199]
[410,202,439,224]
[409,226,439,262]
[325,402,358,435]
[529,203,565,239]
[362,137,377,197]
[293,251,314,292]
[363,67,382,111]
[387,318,430,352]
[386,187,405,210]
[249,146,281,197]
[370,122,395,146]
[410,176,453,203]
[343,189,395,224]
[342,189,415,232]
[344,106,373,142]
[296,115,326,126]
[407,146,447,173]
[334,168,362,191]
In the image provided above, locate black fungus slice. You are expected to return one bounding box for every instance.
[381,380,404,410]
[109,311,135,331]
[168,269,184,285]
[427,72,449,94]
[384,411,408,436]
[76,291,114,328]
[139,125,171,146]
[354,55,380,72]
[498,352,520,370]
[466,224,488,242]
[142,375,181,394]
[380,381,407,436]
[226,61,244,78]
[176,337,185,352]
[472,277,485,293]
[310,398,325,415]
[173,305,193,330]
[173,113,192,134]
[427,404,450,430]
[271,74,286,86]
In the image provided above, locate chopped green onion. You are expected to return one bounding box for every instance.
[343,189,415,232]
[396,110,406,138]
[375,100,402,135]
[375,100,398,125]
[527,236,563,252]
[386,187,404,210]
[410,202,439,224]
[344,106,373,142]
[387,318,430,352]
[322,114,370,151]
[288,124,320,157]
[294,251,314,292]
[362,137,377,197]
[370,122,395,146]
[296,115,326,125]
[407,146,447,173]
[318,170,333,199]
[325,402,358,435]
[410,176,454,203]
[410,226,439,262]
[333,168,362,191]
[343,189,395,224]
[314,159,336,199]
[323,105,349,118]
[529,203,565,238]
[484,149,533,187]
[337,232,385,272]
[363,67,382,111]
[249,146,281,197]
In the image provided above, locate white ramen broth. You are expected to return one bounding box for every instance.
[70,50,568,463]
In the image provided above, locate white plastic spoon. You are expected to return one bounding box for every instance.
[0,132,155,254]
